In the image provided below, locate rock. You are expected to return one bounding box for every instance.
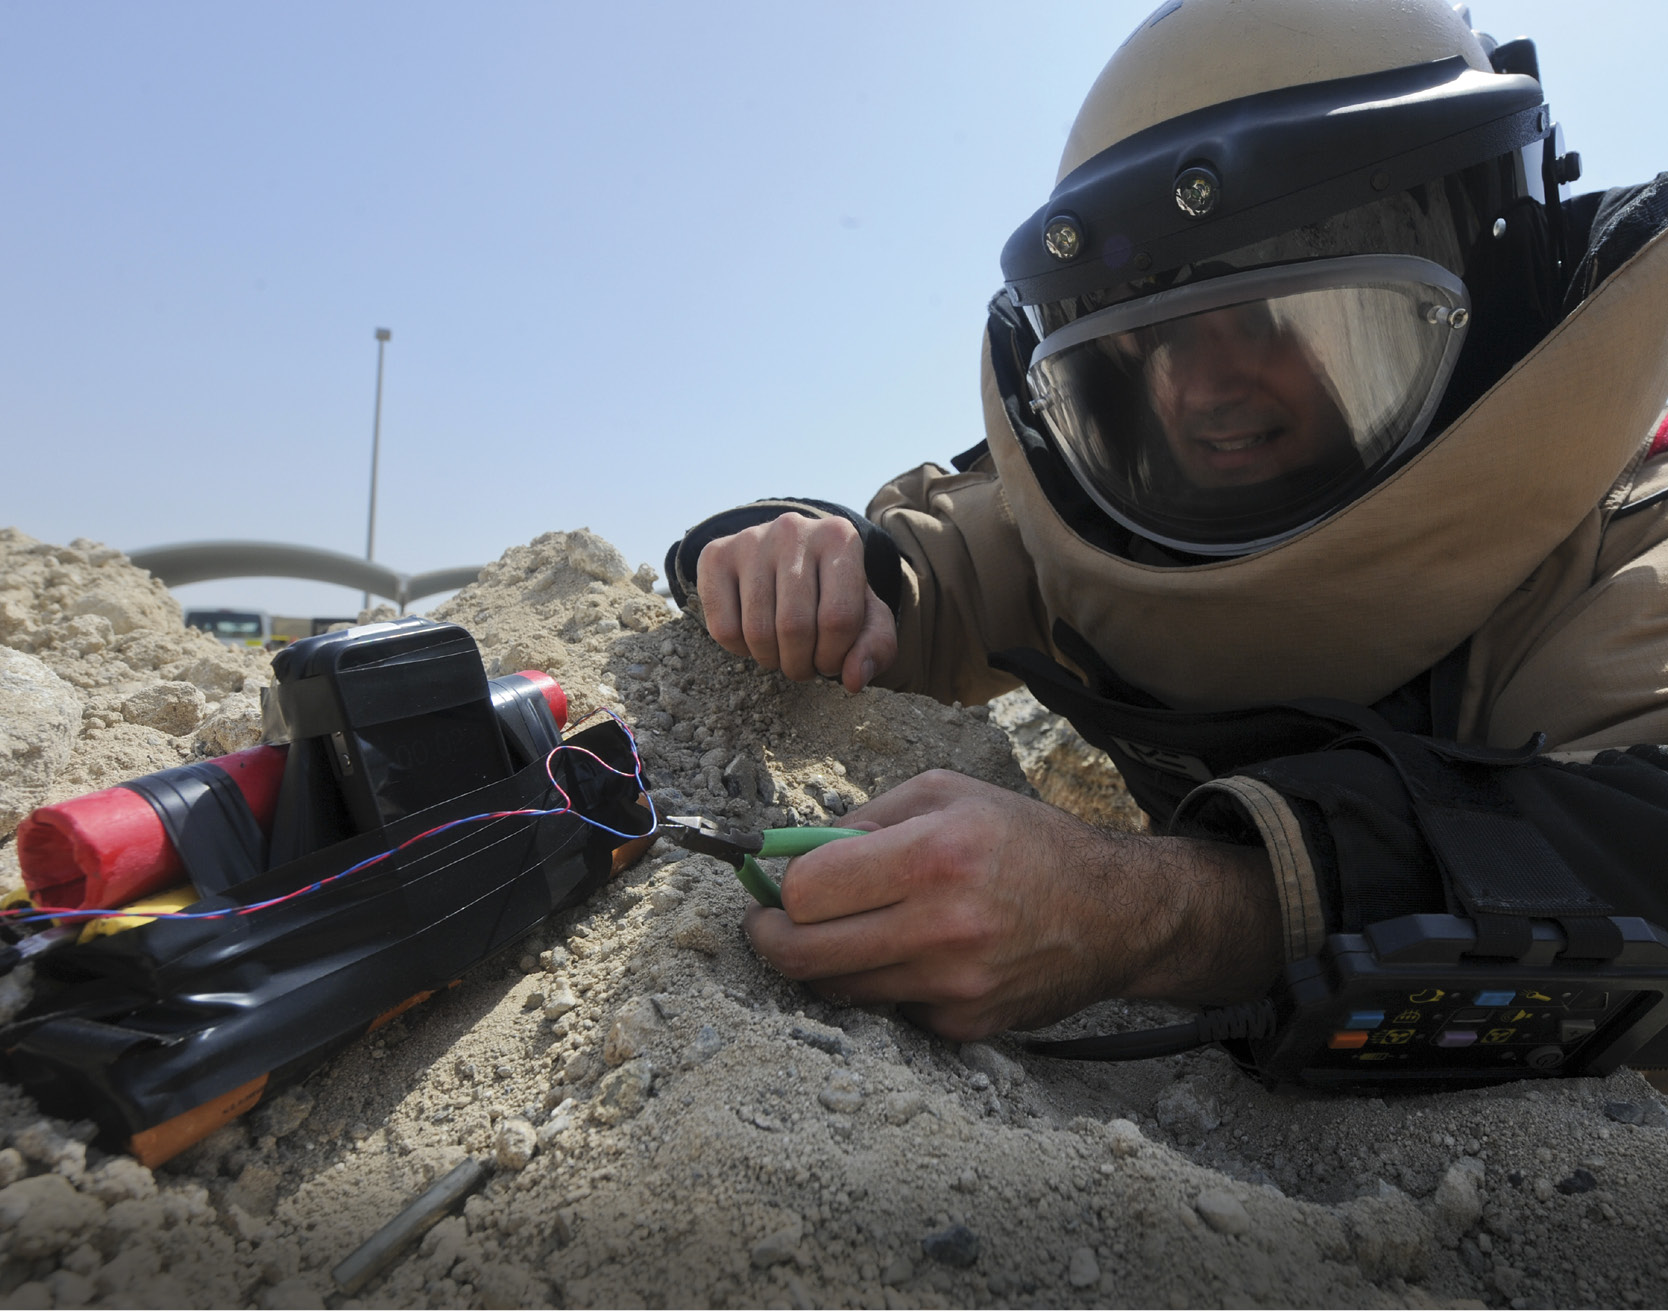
[672,908,726,955]
[1492,1261,1524,1300]
[70,588,175,637]
[3,1283,53,1309]
[592,1058,654,1125]
[0,646,81,835]
[790,1021,849,1056]
[12,1120,87,1180]
[751,1217,803,1268]
[0,1147,25,1187]
[252,1087,314,1139]
[1068,1245,1100,1287]
[1194,1189,1252,1235]
[603,997,662,1066]
[1106,1117,1145,1158]
[1433,1162,1485,1242]
[197,690,264,753]
[682,1024,724,1068]
[818,1068,864,1113]
[959,1042,1024,1090]
[46,1268,97,1308]
[1604,1100,1646,1125]
[1155,1081,1221,1139]
[1344,1188,1434,1282]
[881,1255,914,1286]
[542,980,580,1019]
[82,1156,156,1204]
[0,1173,107,1259]
[496,1118,538,1170]
[120,680,207,735]
[1556,1168,1597,1195]
[225,1162,283,1218]
[920,1223,980,1268]
[883,1091,925,1126]
[420,1214,470,1275]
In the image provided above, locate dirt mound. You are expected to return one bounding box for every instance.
[3,525,1667,1309]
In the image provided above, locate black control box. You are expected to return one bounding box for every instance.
[1241,913,1668,1088]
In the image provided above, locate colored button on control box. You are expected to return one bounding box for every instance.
[1436,1030,1478,1048]
[1345,1010,1385,1029]
[1473,990,1515,1007]
[1329,1031,1370,1050]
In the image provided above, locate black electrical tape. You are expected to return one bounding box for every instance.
[123,761,267,897]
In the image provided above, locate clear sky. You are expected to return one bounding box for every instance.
[3,1,1664,620]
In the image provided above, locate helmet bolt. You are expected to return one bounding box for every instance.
[1424,305,1470,330]
[1371,170,1391,192]
[1173,166,1221,218]
[1043,216,1083,262]
[1492,217,1508,238]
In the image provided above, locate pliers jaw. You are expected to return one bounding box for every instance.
[659,816,764,869]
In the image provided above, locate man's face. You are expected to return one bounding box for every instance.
[1129,303,1353,489]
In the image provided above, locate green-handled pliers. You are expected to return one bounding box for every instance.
[659,815,865,908]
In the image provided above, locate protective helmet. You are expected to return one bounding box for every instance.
[1000,0,1580,557]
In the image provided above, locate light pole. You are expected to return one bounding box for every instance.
[363,327,392,610]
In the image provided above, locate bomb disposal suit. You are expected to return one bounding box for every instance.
[668,0,1668,1081]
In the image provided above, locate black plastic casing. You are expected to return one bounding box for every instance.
[263,619,512,860]
[1236,914,1668,1089]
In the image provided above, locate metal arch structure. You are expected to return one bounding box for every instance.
[127,540,484,611]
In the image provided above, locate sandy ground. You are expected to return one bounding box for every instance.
[3,524,1668,1310]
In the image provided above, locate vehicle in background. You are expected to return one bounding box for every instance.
[184,609,270,648]
[186,611,362,650]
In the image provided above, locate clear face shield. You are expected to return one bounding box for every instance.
[1024,256,1472,555]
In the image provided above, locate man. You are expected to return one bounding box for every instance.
[666,0,1668,1060]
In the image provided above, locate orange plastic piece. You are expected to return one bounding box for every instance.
[127,1073,269,1167]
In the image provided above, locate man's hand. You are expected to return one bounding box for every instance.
[744,770,1283,1041]
[696,513,897,694]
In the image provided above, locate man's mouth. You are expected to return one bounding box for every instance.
[1198,430,1274,453]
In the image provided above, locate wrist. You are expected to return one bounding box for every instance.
[1109,834,1284,1005]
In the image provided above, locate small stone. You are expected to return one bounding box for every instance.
[791,1022,850,1056]
[518,954,538,973]
[881,1255,914,1286]
[1492,1262,1524,1300]
[542,981,580,1019]
[751,1218,803,1268]
[648,886,685,914]
[252,1087,314,1139]
[538,947,569,972]
[1106,1117,1145,1158]
[683,1024,724,1068]
[1555,1168,1597,1195]
[0,1173,107,1259]
[82,1156,157,1204]
[522,991,545,1011]
[1533,1178,1555,1203]
[495,1118,538,1170]
[672,909,726,955]
[920,1223,980,1268]
[592,1058,654,1125]
[603,997,662,1066]
[818,1068,864,1113]
[1603,1100,1643,1125]
[959,1042,1024,1090]
[0,1147,25,1187]
[1433,1163,1485,1242]
[121,681,207,735]
[1155,1082,1221,1139]
[1068,1245,1100,1288]
[883,1091,925,1125]
[1194,1189,1251,1235]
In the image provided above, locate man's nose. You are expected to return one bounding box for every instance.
[1172,318,1262,405]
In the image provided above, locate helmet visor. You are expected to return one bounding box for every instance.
[1025,256,1470,555]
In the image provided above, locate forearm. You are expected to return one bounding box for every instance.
[1105,834,1284,1006]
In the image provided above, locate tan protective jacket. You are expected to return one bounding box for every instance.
[867,227,1668,960]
